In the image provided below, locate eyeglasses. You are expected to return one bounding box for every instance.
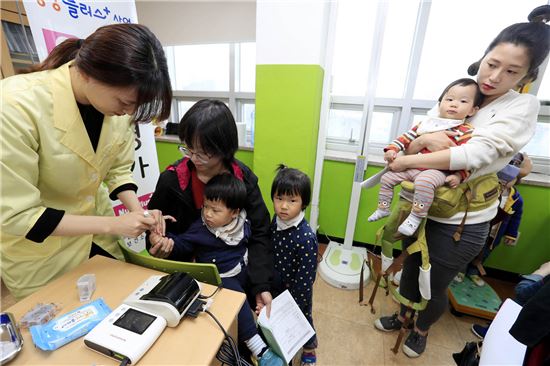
[178,145,212,164]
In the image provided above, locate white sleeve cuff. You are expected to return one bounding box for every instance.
[449,145,468,171]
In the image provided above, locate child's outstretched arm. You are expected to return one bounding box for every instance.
[148,227,195,261]
[387,125,421,153]
[406,130,458,155]
[148,231,174,258]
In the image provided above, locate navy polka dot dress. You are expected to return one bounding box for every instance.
[270,217,318,348]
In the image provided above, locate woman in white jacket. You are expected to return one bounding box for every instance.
[1,24,172,299]
[373,7,550,358]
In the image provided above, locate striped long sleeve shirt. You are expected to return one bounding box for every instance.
[385,121,474,180]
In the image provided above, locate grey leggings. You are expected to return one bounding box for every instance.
[398,219,490,331]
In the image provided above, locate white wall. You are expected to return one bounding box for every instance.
[136,0,256,46]
[256,0,329,65]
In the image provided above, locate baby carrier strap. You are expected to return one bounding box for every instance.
[361,173,499,354]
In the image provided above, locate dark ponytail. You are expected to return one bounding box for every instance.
[468,5,550,81]
[20,24,172,123]
[20,38,81,73]
[467,59,481,77]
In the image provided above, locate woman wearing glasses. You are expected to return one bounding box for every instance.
[147,99,275,314]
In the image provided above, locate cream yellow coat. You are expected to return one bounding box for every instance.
[1,62,135,299]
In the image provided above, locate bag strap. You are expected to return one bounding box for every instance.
[391,308,416,354]
[453,188,473,242]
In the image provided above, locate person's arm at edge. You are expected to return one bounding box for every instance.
[389,149,452,172]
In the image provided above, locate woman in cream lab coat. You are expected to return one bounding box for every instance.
[0,24,172,300]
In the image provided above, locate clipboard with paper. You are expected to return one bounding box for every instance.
[257,290,315,365]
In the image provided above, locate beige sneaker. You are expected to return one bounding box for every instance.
[469,274,486,287]
[454,272,465,283]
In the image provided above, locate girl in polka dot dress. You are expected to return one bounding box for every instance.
[270,165,318,366]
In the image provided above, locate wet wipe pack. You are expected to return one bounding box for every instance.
[30,298,111,351]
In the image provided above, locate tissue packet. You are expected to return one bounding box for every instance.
[30,298,111,351]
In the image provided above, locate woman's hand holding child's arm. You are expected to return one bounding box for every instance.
[407,131,458,154]
[148,231,174,258]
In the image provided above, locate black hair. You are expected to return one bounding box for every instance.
[179,99,238,167]
[271,164,311,209]
[204,174,247,210]
[20,24,172,123]
[468,5,550,82]
[437,78,483,108]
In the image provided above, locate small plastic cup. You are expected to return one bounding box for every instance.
[77,274,96,302]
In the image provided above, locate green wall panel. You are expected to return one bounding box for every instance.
[253,64,324,217]
[156,141,180,171]
[156,139,550,274]
[317,162,401,246]
[484,183,550,274]
[319,162,550,275]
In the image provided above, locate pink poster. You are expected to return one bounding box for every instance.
[42,28,77,53]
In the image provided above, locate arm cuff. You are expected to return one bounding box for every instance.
[109,183,138,200]
[520,274,543,282]
[25,208,65,243]
[449,145,468,171]
[384,145,400,153]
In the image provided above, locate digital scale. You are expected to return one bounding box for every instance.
[318,241,368,289]
[84,272,201,364]
[318,157,371,289]
[448,277,502,320]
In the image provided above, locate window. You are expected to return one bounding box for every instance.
[238,100,256,144]
[327,107,362,144]
[164,43,256,146]
[369,111,394,144]
[177,100,196,121]
[1,21,39,71]
[375,0,418,99]
[330,1,377,97]
[523,114,550,175]
[236,42,256,93]
[327,0,420,150]
[537,66,550,104]
[325,0,550,174]
[414,0,542,100]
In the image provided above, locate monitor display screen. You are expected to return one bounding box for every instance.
[113,308,156,335]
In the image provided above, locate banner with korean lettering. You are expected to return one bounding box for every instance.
[24,0,138,59]
[24,0,160,251]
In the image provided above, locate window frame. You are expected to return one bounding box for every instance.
[324,1,550,174]
[165,43,256,146]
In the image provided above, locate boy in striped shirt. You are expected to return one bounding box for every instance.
[368,78,482,236]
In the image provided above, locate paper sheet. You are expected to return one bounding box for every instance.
[258,290,315,364]
[479,298,526,365]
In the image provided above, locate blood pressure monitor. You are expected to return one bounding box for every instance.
[84,272,200,364]
[84,304,166,364]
